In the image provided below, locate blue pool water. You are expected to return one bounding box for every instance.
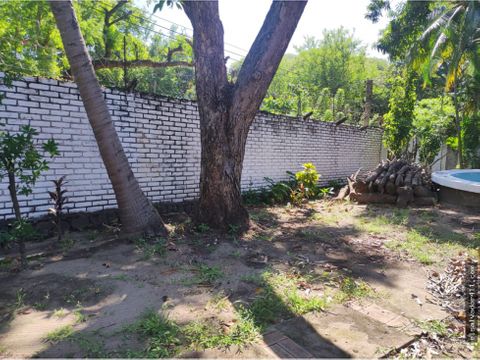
[452,172,480,183]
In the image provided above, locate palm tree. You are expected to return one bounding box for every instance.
[49,0,166,235]
[410,0,480,168]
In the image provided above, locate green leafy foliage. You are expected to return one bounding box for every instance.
[0,124,58,196]
[294,163,320,198]
[0,218,38,248]
[0,0,194,99]
[413,97,456,164]
[260,28,390,123]
[463,114,480,167]
[259,163,328,206]
[382,72,417,157]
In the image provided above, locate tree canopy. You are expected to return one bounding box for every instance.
[0,0,194,98]
[261,28,390,124]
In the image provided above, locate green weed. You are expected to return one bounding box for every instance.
[15,288,26,309]
[386,229,435,265]
[245,272,328,329]
[416,320,450,337]
[207,291,230,312]
[44,325,75,342]
[53,308,68,318]
[135,237,166,259]
[336,277,375,302]
[125,310,182,358]
[183,264,224,286]
[73,333,106,357]
[195,223,210,233]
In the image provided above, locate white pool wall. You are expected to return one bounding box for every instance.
[432,169,480,194]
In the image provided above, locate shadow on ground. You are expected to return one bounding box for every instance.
[0,201,443,358]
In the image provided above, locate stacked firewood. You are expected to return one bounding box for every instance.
[337,159,437,206]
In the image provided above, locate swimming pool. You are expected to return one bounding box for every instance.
[432,169,480,209]
[432,169,480,193]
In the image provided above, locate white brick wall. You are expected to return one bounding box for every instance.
[0,76,383,220]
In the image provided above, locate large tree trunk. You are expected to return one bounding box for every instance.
[184,1,307,230]
[50,1,166,236]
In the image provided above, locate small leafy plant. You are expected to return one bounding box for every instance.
[48,176,68,243]
[0,124,58,267]
[294,162,320,199]
[263,163,321,206]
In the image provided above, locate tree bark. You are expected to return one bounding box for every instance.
[7,171,26,267]
[50,0,166,236]
[452,77,464,168]
[184,1,307,230]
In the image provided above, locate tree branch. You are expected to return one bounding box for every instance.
[92,59,193,70]
[232,1,307,122]
[167,45,183,62]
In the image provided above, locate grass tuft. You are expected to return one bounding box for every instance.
[126,310,182,358]
[44,325,75,343]
[335,277,375,302]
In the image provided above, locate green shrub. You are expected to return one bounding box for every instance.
[0,218,38,249]
[295,163,319,196]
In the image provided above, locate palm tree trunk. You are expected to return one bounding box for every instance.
[452,77,464,168]
[49,0,165,236]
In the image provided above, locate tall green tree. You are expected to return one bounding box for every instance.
[382,71,417,158]
[0,0,194,98]
[262,29,390,122]
[411,1,480,168]
[413,97,456,165]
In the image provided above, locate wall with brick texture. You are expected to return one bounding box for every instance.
[0,75,383,221]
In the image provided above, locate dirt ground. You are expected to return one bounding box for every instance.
[0,200,479,358]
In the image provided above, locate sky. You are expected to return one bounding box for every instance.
[136,0,392,61]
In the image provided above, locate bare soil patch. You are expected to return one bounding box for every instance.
[0,200,477,358]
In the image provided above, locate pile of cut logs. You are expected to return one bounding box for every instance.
[337,159,437,206]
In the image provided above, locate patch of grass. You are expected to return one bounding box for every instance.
[33,301,49,311]
[0,258,13,271]
[228,224,240,236]
[53,308,68,318]
[74,307,88,323]
[207,291,230,312]
[230,249,242,258]
[135,237,166,259]
[416,320,450,337]
[195,223,210,233]
[0,345,8,355]
[249,209,276,224]
[15,288,26,309]
[184,314,258,350]
[335,277,375,303]
[416,210,439,223]
[87,230,99,241]
[125,310,182,358]
[60,232,75,250]
[255,232,274,242]
[357,209,410,234]
[111,273,131,282]
[246,272,328,329]
[73,333,107,357]
[386,229,437,265]
[44,325,75,343]
[240,273,264,285]
[309,211,342,225]
[127,308,259,357]
[183,264,224,286]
